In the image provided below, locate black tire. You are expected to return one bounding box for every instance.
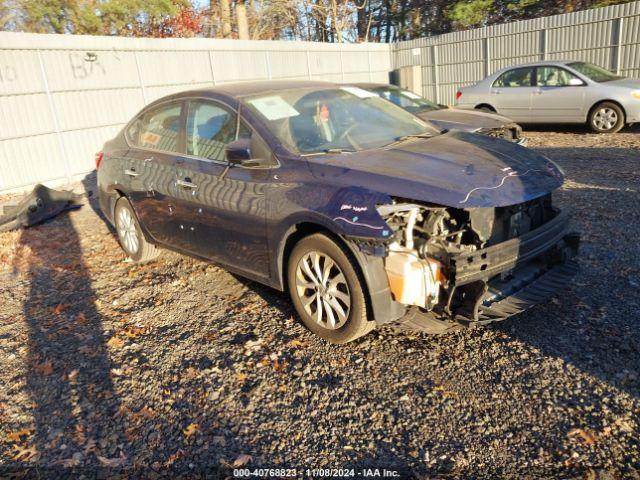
[588,101,624,133]
[114,196,159,263]
[287,233,374,344]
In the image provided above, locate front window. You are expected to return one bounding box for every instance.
[372,86,440,114]
[185,100,237,161]
[567,62,621,83]
[536,66,581,87]
[493,67,535,88]
[242,87,437,155]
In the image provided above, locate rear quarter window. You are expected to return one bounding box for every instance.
[126,102,183,153]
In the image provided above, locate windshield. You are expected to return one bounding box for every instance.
[371,86,440,114]
[242,86,438,155]
[567,62,622,83]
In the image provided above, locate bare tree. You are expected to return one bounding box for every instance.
[219,0,232,37]
[236,0,249,39]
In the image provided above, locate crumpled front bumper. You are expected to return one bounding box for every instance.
[390,211,579,332]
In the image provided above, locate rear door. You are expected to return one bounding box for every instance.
[171,98,271,277]
[490,67,536,122]
[530,66,586,122]
[124,100,185,246]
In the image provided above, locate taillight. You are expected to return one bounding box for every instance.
[95,151,103,170]
[456,90,462,100]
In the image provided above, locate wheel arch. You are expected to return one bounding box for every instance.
[276,221,399,323]
[474,103,496,112]
[588,99,627,123]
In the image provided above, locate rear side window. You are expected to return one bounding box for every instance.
[494,67,535,87]
[186,101,238,161]
[126,102,183,153]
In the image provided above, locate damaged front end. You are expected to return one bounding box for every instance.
[475,124,527,146]
[373,195,579,332]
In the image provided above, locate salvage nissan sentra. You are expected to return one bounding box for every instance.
[97,81,579,344]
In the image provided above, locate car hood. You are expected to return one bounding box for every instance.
[418,108,515,131]
[305,131,563,208]
[604,78,640,89]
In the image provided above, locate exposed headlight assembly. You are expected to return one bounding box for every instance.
[632,90,640,99]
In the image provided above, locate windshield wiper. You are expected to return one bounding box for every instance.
[301,147,356,157]
[385,132,435,148]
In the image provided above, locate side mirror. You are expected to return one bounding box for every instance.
[568,78,584,86]
[225,139,251,165]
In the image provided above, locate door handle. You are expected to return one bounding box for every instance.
[176,179,198,189]
[534,89,543,95]
[491,90,501,95]
[124,168,139,177]
[143,156,154,164]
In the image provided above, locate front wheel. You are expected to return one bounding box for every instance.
[114,196,159,263]
[287,233,374,344]
[589,102,624,133]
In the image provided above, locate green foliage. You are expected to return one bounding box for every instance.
[448,0,494,28]
[16,0,188,35]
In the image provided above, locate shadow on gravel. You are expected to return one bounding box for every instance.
[81,171,112,229]
[12,210,128,468]
[499,146,640,400]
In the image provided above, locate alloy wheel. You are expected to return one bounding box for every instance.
[117,207,140,255]
[593,107,618,131]
[295,251,351,329]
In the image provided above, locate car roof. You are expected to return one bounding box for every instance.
[349,82,392,89]
[494,59,581,71]
[173,80,337,99]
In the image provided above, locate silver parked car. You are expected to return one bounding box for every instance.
[354,83,526,144]
[455,60,640,133]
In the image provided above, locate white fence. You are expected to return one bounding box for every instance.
[0,33,391,193]
[393,0,640,105]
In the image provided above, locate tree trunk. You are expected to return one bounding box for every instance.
[236,0,249,40]
[220,0,231,37]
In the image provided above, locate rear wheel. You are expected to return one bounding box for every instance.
[114,196,159,263]
[589,102,624,133]
[287,233,374,344]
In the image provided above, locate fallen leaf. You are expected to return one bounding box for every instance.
[67,369,79,381]
[7,429,33,442]
[568,428,596,445]
[273,359,288,373]
[12,444,38,462]
[183,423,199,439]
[122,325,146,338]
[76,312,87,323]
[51,304,71,315]
[164,449,186,467]
[107,336,124,348]
[287,339,306,348]
[183,367,199,380]
[97,452,126,467]
[615,418,634,433]
[34,361,53,375]
[235,372,247,382]
[232,454,252,467]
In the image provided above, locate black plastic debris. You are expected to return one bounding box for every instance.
[0,184,84,232]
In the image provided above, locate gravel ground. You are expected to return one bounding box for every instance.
[0,126,639,479]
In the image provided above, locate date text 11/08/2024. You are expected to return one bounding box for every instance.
[233,468,401,478]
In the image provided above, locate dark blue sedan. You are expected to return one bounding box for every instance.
[97,81,579,343]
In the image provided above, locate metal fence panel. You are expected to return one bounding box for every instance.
[393,1,640,105]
